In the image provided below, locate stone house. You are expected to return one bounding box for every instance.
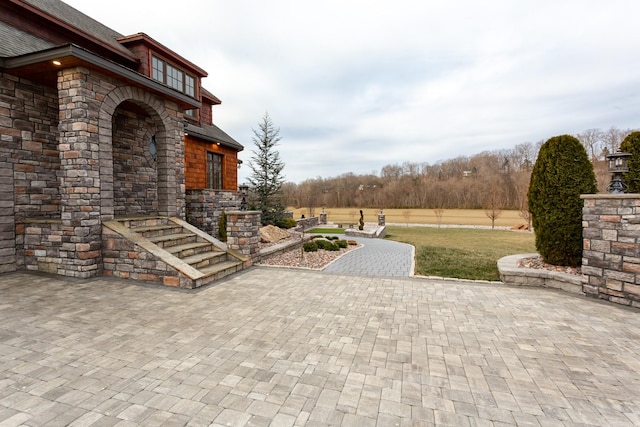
[1,0,249,288]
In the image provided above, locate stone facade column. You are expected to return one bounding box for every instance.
[581,194,640,308]
[227,211,261,259]
[57,68,102,277]
[0,151,15,273]
[319,210,327,225]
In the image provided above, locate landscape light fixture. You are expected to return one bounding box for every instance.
[606,151,632,194]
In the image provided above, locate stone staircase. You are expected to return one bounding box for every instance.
[103,216,247,288]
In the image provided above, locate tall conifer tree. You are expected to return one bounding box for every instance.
[248,112,286,225]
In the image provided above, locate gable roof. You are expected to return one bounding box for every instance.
[0,20,54,57]
[17,0,135,60]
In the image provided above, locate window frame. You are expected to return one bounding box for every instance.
[151,55,196,98]
[206,151,224,190]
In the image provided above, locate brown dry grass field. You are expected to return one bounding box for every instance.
[288,207,527,228]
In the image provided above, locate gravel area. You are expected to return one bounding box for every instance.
[517,255,580,275]
[259,235,360,269]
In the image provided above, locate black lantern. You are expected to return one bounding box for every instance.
[606,152,632,194]
[239,184,249,211]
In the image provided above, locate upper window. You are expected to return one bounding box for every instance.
[207,152,223,189]
[151,55,196,98]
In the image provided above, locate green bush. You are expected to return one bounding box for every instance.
[303,241,318,252]
[620,131,640,193]
[275,217,297,229]
[325,235,339,240]
[336,240,348,248]
[315,239,339,251]
[311,235,324,240]
[527,135,597,267]
[217,211,227,242]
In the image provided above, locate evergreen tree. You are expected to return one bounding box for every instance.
[620,131,640,193]
[527,135,597,267]
[248,112,286,225]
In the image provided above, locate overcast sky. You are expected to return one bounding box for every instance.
[64,0,640,183]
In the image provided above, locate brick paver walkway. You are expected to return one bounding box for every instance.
[1,269,639,426]
[323,237,414,277]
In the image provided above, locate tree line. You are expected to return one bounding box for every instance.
[282,126,635,213]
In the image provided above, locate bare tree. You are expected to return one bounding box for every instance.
[434,208,445,228]
[402,210,412,227]
[484,185,504,229]
[576,128,603,162]
[602,126,624,156]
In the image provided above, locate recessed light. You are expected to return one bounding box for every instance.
[52,60,62,66]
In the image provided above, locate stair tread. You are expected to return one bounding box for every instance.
[131,224,178,233]
[147,233,195,243]
[166,242,212,254]
[199,260,242,276]
[181,251,225,265]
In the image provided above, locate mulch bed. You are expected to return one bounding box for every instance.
[517,255,580,275]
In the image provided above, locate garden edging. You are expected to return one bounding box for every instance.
[498,253,583,294]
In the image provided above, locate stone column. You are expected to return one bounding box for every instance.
[378,210,386,226]
[319,210,327,225]
[227,210,261,259]
[57,68,102,278]
[581,194,640,308]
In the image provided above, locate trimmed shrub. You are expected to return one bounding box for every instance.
[336,240,348,248]
[315,239,339,251]
[217,211,227,242]
[303,241,318,252]
[527,135,597,267]
[326,235,339,240]
[275,217,297,229]
[620,131,640,193]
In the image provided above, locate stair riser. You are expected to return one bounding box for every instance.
[194,264,242,288]
[122,218,169,228]
[190,254,227,269]
[155,236,198,249]
[138,226,185,239]
[174,245,218,259]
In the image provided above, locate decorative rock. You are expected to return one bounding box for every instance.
[260,225,291,243]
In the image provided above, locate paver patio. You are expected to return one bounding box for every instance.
[0,268,639,426]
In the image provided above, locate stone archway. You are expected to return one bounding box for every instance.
[98,86,181,221]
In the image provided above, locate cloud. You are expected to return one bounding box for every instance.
[64,0,640,183]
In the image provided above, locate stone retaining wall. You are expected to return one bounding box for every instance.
[498,253,582,295]
[295,216,319,231]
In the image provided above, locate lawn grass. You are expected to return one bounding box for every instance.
[306,228,345,234]
[385,226,536,281]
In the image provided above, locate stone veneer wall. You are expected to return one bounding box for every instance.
[102,226,182,287]
[227,211,261,259]
[581,194,640,308]
[1,72,60,273]
[185,190,242,238]
[112,106,158,216]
